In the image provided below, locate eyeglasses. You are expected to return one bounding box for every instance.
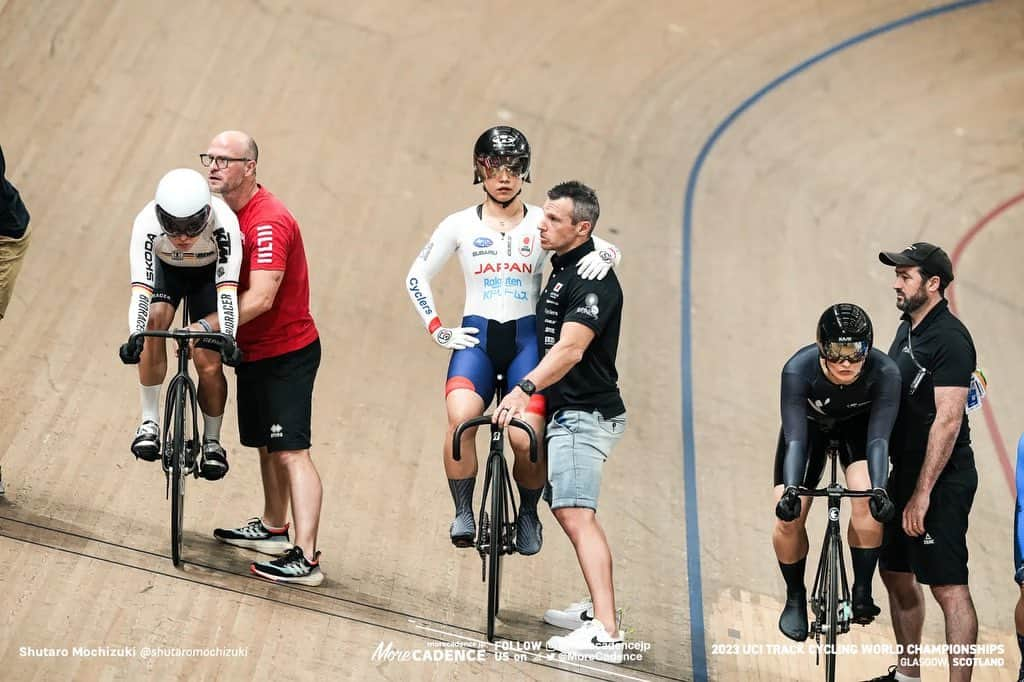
[475,154,528,179]
[199,154,250,169]
[821,341,868,364]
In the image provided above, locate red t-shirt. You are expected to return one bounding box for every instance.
[235,185,318,361]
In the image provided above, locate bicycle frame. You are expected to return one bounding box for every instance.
[123,324,236,566]
[798,440,874,682]
[451,381,538,642]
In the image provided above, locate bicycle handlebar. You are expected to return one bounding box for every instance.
[452,415,538,464]
[796,486,875,499]
[119,330,242,367]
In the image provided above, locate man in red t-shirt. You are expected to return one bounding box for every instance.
[195,130,325,586]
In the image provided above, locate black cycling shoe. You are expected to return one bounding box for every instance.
[861,665,898,681]
[779,591,808,641]
[199,439,229,481]
[852,588,882,625]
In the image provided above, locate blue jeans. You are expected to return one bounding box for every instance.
[544,409,627,511]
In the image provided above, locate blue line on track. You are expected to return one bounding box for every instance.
[679,2,989,679]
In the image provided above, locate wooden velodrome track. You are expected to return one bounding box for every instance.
[0,0,1020,680]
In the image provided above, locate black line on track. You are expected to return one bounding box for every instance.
[0,514,685,681]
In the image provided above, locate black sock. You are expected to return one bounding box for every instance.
[517,484,543,513]
[779,558,806,597]
[850,546,880,596]
[448,478,475,516]
[1017,633,1024,673]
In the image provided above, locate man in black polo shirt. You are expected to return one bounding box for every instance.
[494,180,626,663]
[0,143,32,322]
[866,243,979,682]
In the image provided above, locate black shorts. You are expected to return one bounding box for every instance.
[236,338,320,453]
[772,415,869,487]
[879,461,977,585]
[152,260,217,323]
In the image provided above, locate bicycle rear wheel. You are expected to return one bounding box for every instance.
[486,454,506,642]
[824,535,839,682]
[169,379,187,567]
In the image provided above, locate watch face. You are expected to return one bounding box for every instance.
[519,380,535,395]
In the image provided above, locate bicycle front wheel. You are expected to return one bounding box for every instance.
[824,534,839,682]
[486,455,506,642]
[169,381,187,567]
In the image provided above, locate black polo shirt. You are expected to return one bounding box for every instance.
[886,299,975,471]
[0,145,31,239]
[537,238,625,418]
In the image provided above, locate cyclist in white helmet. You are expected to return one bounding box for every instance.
[405,126,622,555]
[124,168,242,480]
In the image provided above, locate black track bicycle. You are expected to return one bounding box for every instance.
[798,440,874,682]
[119,314,241,567]
[452,377,538,642]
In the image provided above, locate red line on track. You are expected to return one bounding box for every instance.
[946,189,1024,497]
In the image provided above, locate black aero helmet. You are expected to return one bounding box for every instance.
[816,303,873,362]
[473,125,531,184]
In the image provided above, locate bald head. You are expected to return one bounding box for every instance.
[206,130,259,210]
[210,130,258,163]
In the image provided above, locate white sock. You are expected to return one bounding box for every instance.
[140,384,161,424]
[894,671,920,682]
[203,412,223,442]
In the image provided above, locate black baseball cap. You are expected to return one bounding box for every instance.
[878,242,954,283]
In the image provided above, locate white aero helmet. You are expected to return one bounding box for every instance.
[154,168,212,237]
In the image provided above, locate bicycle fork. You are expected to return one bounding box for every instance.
[160,374,201,498]
[476,430,519,582]
[810,487,854,657]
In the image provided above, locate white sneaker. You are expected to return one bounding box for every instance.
[544,597,594,629]
[545,620,624,664]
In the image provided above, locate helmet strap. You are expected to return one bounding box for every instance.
[484,187,522,210]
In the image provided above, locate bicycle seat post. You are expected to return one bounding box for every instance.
[494,373,505,405]
[827,439,841,493]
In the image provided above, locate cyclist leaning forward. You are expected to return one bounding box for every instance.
[404,126,622,555]
[125,168,242,480]
[773,303,899,640]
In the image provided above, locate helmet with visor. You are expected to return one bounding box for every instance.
[154,168,212,238]
[816,303,873,363]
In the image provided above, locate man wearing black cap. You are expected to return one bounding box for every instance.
[0,143,32,322]
[866,243,979,682]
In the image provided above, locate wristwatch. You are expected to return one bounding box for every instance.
[516,379,536,396]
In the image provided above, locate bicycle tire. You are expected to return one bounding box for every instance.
[170,379,186,567]
[486,454,505,642]
[824,534,839,682]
